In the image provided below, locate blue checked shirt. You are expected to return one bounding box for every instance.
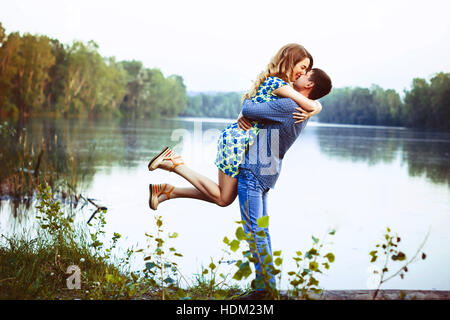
[239,98,309,189]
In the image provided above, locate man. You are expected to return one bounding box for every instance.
[235,68,332,299]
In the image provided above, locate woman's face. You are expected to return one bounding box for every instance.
[291,57,310,82]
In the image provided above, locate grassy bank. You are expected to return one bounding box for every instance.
[0,183,245,300]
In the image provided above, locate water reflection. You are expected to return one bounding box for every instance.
[2,118,450,217]
[315,125,450,187]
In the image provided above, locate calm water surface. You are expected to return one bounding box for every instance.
[1,116,450,290]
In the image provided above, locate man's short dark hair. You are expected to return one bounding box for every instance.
[309,68,332,100]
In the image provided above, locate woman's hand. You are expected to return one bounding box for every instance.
[237,115,252,131]
[292,102,322,124]
[292,106,311,123]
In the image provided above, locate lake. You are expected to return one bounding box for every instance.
[1,116,449,291]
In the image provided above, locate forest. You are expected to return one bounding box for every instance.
[0,22,187,119]
[0,22,449,130]
[319,74,450,131]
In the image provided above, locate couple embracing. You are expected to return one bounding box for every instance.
[147,43,332,299]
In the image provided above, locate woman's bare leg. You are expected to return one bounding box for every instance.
[157,165,238,207]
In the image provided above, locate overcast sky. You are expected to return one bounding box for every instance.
[1,0,449,93]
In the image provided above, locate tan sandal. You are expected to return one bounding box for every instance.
[148,147,184,172]
[149,183,175,210]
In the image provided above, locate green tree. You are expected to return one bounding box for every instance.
[0,32,55,117]
[119,60,144,116]
[403,78,432,129]
[44,39,67,113]
[56,40,126,116]
[0,22,5,44]
[429,72,450,131]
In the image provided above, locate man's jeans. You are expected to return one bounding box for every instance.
[237,168,276,291]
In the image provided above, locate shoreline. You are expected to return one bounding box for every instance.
[289,290,450,300]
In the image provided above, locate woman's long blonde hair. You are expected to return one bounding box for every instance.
[242,43,313,101]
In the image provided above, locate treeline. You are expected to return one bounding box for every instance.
[1,23,448,130]
[319,73,450,130]
[0,22,187,119]
[181,92,243,118]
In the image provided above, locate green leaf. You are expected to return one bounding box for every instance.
[272,269,281,275]
[209,262,216,271]
[296,251,302,256]
[164,277,175,284]
[257,216,269,228]
[256,230,266,238]
[312,236,319,244]
[275,257,283,266]
[239,261,252,278]
[236,227,247,240]
[287,271,296,276]
[169,232,178,238]
[324,253,335,263]
[145,262,157,270]
[233,270,243,281]
[230,240,240,252]
[263,255,273,265]
[243,250,252,258]
[290,279,301,286]
[308,276,319,287]
[273,250,282,256]
[328,229,336,235]
[223,236,230,245]
[309,261,319,271]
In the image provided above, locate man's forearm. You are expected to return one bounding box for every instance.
[241,99,291,123]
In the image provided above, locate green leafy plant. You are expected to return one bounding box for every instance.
[287,229,336,299]
[189,258,239,300]
[369,226,429,300]
[35,182,74,244]
[223,217,282,299]
[136,214,184,300]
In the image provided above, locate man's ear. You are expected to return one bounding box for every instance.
[306,81,314,89]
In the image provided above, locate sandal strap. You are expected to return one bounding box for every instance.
[163,149,184,172]
[160,184,175,199]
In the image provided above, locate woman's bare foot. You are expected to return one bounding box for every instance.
[148,183,175,210]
